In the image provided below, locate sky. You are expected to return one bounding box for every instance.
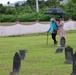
[0,0,68,5]
[0,0,27,4]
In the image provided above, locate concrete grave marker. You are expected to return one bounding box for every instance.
[55,37,66,54]
[55,48,63,53]
[71,52,76,75]
[19,50,28,60]
[65,46,73,64]
[12,52,21,74]
[10,72,15,75]
[60,37,66,47]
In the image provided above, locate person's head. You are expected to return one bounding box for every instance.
[50,18,55,22]
[58,15,63,21]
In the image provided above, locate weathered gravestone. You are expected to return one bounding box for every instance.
[10,72,15,75]
[19,50,28,60]
[65,46,73,64]
[55,48,63,54]
[55,37,66,54]
[60,37,66,47]
[71,52,76,75]
[11,52,21,75]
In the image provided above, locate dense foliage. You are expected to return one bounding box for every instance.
[0,0,76,22]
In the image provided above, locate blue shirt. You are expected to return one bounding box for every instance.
[48,22,58,33]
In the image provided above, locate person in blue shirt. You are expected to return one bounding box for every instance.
[48,18,58,44]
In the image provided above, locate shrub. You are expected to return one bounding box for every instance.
[0,15,16,22]
[0,12,75,22]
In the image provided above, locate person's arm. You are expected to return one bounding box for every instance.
[55,22,58,30]
[48,27,51,32]
[55,22,58,28]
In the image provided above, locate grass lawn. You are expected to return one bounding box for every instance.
[0,22,35,26]
[0,31,76,75]
[0,21,49,26]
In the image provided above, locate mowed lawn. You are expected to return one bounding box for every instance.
[0,31,76,75]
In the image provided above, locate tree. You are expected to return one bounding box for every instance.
[0,4,6,14]
[45,0,60,8]
[63,0,76,20]
[15,3,19,7]
[5,7,16,14]
[39,0,46,8]
[26,0,36,11]
[72,0,76,3]
[7,1,10,6]
[0,4,3,7]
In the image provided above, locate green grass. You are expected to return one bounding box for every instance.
[0,22,16,26]
[0,21,49,26]
[0,22,35,26]
[0,31,76,75]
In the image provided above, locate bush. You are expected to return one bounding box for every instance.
[0,12,75,22]
[18,13,38,22]
[0,15,17,22]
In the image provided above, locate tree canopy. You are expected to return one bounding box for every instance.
[0,0,76,22]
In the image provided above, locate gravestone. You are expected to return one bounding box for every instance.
[71,52,76,75]
[65,46,73,64]
[19,50,28,60]
[60,37,66,47]
[55,48,63,54]
[55,37,66,54]
[12,52,21,74]
[10,72,15,75]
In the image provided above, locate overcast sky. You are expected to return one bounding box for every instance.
[0,0,27,4]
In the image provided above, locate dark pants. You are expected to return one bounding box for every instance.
[51,33,57,44]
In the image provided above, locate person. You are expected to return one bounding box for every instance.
[47,18,58,45]
[57,16,66,46]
